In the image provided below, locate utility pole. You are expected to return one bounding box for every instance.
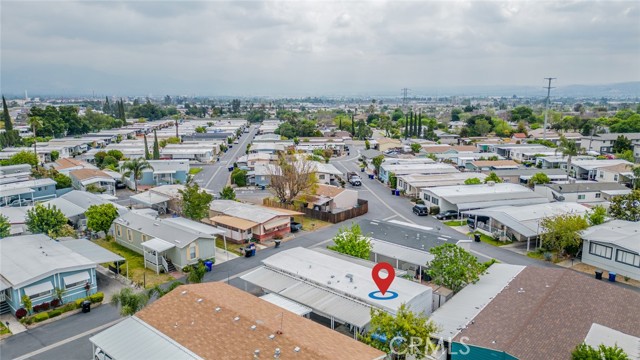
[543,77,556,140]
[401,88,410,109]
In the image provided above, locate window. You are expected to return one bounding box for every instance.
[578,194,586,200]
[423,194,431,202]
[319,174,325,180]
[599,172,604,179]
[616,250,640,268]
[614,174,619,181]
[595,193,601,199]
[188,243,197,260]
[127,229,133,242]
[65,280,89,290]
[29,289,52,300]
[432,198,439,206]
[589,242,612,259]
[142,234,148,242]
[116,225,122,237]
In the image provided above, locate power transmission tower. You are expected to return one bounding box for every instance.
[401,88,410,109]
[543,77,556,140]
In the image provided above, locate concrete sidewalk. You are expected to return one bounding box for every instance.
[0,313,27,335]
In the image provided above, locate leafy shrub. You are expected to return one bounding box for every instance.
[75,298,86,309]
[62,303,76,312]
[33,312,50,323]
[90,292,104,303]
[182,266,192,273]
[430,206,440,215]
[50,299,60,308]
[15,308,27,319]
[33,304,41,313]
[40,302,50,311]
[273,235,283,240]
[415,199,425,205]
[48,309,63,318]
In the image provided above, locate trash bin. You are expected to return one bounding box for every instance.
[360,167,365,172]
[595,270,603,280]
[608,272,616,282]
[395,190,400,196]
[228,166,234,172]
[474,234,481,242]
[251,248,256,256]
[274,240,281,248]
[369,174,374,179]
[244,247,252,258]
[204,261,213,272]
[391,189,395,195]
[82,300,91,313]
[261,185,266,190]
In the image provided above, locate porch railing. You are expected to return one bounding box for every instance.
[161,256,170,273]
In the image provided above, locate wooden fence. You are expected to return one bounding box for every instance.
[263,198,368,224]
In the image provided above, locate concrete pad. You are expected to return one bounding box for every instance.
[0,313,27,335]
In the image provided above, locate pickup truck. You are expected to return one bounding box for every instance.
[347,172,362,186]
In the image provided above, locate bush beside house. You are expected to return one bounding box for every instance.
[19,292,105,325]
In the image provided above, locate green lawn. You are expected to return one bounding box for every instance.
[527,251,545,260]
[189,167,203,175]
[215,237,246,256]
[94,239,174,288]
[293,215,332,232]
[443,220,466,226]
[467,232,512,247]
[0,322,11,335]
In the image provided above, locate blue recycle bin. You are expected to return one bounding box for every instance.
[608,272,616,282]
[204,261,213,272]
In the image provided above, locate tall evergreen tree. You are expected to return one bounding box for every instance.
[404,114,409,138]
[351,114,355,135]
[2,95,13,131]
[103,97,111,115]
[338,117,342,130]
[144,134,151,160]
[418,112,423,138]
[152,130,160,160]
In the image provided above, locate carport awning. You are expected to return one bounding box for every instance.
[260,293,312,316]
[63,272,90,285]
[24,281,53,296]
[130,192,171,206]
[59,239,125,263]
[142,238,175,252]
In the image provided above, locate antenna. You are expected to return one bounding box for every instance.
[543,77,556,141]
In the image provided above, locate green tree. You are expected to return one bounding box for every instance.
[0,214,10,238]
[22,295,33,315]
[121,158,153,192]
[195,126,206,133]
[86,203,119,234]
[616,150,634,162]
[2,95,13,130]
[231,168,247,187]
[474,119,492,136]
[372,155,384,174]
[587,205,607,226]
[629,165,640,190]
[25,204,67,235]
[111,287,149,316]
[6,150,38,167]
[147,281,183,299]
[53,172,72,189]
[152,130,160,160]
[143,134,151,160]
[528,172,551,187]
[219,186,236,200]
[365,139,370,150]
[572,343,629,360]
[510,106,537,123]
[54,287,66,305]
[106,149,124,161]
[426,243,486,292]
[484,172,503,183]
[179,183,213,220]
[556,135,580,177]
[608,190,640,221]
[361,304,438,356]
[410,143,422,153]
[27,116,43,168]
[540,214,589,255]
[464,177,482,185]
[327,223,372,259]
[612,135,632,153]
[187,262,206,283]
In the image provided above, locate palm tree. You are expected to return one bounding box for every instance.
[147,281,183,299]
[54,287,66,304]
[556,135,580,181]
[27,116,43,168]
[627,164,640,189]
[111,287,149,316]
[121,158,153,192]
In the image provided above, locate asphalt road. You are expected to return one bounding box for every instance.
[191,124,259,193]
[0,138,557,360]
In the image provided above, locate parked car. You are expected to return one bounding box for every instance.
[9,199,30,207]
[290,221,302,232]
[234,139,240,144]
[467,215,490,229]
[412,204,429,216]
[347,172,362,186]
[435,210,458,220]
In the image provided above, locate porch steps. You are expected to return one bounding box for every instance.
[0,301,10,315]
[165,257,177,273]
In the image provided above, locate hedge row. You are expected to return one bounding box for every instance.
[18,292,105,324]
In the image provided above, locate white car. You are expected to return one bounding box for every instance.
[233,139,239,144]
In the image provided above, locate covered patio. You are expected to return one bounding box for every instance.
[141,238,176,274]
[59,239,128,278]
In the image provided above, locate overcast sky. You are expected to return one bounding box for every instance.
[1,0,639,96]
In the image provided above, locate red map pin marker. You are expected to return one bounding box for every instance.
[372,262,395,295]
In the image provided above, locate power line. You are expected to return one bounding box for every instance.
[543,77,556,140]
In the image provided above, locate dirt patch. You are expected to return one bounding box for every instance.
[572,263,640,288]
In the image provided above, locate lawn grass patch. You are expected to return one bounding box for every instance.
[215,237,245,256]
[293,216,332,232]
[0,321,10,335]
[94,239,174,288]
[467,231,512,247]
[189,167,203,175]
[443,220,466,226]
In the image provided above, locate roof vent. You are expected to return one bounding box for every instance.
[234,316,240,321]
[153,222,159,226]
[181,290,187,295]
[294,347,300,352]
[269,334,275,340]
[254,349,260,356]
[345,274,353,283]
[215,307,221,312]
[274,348,281,358]
[250,325,257,330]
[196,298,203,303]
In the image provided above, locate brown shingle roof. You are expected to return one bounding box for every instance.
[69,168,111,181]
[136,283,386,360]
[314,184,345,198]
[54,158,90,170]
[454,267,640,360]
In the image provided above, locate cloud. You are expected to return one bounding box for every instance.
[1,0,638,95]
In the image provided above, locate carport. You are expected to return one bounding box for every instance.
[58,239,128,278]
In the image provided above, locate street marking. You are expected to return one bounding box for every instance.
[12,318,124,360]
[382,215,397,221]
[205,165,223,189]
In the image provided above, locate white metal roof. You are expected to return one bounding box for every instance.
[242,267,373,328]
[130,191,171,206]
[58,239,125,263]
[259,293,312,316]
[581,220,640,253]
[370,239,434,265]
[0,234,95,288]
[430,264,525,340]
[44,198,86,217]
[584,323,640,360]
[114,211,215,248]
[142,238,176,252]
[163,217,224,236]
[89,317,202,360]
